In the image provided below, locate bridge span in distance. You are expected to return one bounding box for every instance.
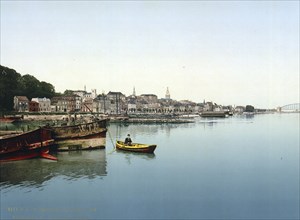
[277,103,300,112]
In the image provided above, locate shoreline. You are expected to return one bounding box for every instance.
[1,111,296,125]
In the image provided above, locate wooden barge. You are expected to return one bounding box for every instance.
[49,119,108,151]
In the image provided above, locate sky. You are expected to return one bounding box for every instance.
[1,1,299,109]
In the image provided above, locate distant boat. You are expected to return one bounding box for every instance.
[0,127,56,162]
[49,119,108,151]
[200,111,226,118]
[116,141,157,153]
[0,116,22,123]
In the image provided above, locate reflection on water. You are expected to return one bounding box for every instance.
[109,122,196,139]
[55,137,106,151]
[0,150,107,188]
[116,150,156,165]
[0,120,53,132]
[0,114,299,219]
[196,115,255,128]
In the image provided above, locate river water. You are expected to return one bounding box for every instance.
[0,113,299,219]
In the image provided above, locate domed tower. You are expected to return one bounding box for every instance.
[165,87,170,100]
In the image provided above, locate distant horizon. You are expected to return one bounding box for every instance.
[1,1,299,109]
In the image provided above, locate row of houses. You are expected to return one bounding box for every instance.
[14,96,51,112]
[13,89,241,114]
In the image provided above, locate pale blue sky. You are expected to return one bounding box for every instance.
[1,1,299,108]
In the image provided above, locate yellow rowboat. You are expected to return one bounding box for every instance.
[116,141,157,153]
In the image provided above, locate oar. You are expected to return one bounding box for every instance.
[107,129,116,154]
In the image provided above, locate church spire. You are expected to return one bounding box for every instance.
[133,86,136,96]
[165,87,170,100]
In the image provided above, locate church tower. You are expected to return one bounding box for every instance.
[165,87,170,100]
[133,86,136,96]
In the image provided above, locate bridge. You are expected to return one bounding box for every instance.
[278,103,300,112]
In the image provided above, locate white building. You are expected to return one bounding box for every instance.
[31,97,51,112]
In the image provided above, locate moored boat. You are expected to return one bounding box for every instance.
[49,119,108,151]
[0,116,23,123]
[0,127,56,162]
[116,141,157,153]
[200,111,226,118]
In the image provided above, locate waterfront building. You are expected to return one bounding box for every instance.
[140,94,158,104]
[13,96,29,112]
[195,103,205,112]
[222,105,233,112]
[51,95,78,112]
[97,94,110,114]
[84,92,93,100]
[91,97,102,113]
[126,88,137,113]
[214,105,222,112]
[235,106,245,113]
[159,99,176,113]
[91,89,97,99]
[29,101,39,112]
[178,100,197,113]
[82,89,97,100]
[63,90,83,111]
[72,89,96,100]
[107,91,126,114]
[203,102,214,111]
[143,102,160,113]
[81,98,93,112]
[72,90,86,98]
[75,96,82,111]
[31,97,51,112]
[136,98,147,112]
[127,97,137,113]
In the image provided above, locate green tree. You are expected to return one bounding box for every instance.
[38,81,56,98]
[63,90,74,95]
[0,65,57,111]
[245,105,255,112]
[19,74,40,99]
[0,66,22,111]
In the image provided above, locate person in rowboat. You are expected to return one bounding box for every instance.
[124,134,132,145]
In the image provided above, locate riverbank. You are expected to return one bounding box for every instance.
[109,116,195,123]
[7,113,196,124]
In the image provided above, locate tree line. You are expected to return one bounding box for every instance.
[0,65,57,111]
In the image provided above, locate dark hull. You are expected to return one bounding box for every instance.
[0,128,56,162]
[0,144,56,162]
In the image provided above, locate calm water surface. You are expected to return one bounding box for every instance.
[1,113,299,219]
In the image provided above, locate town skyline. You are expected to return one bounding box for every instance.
[0,65,266,113]
[1,1,299,109]
[65,85,255,108]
